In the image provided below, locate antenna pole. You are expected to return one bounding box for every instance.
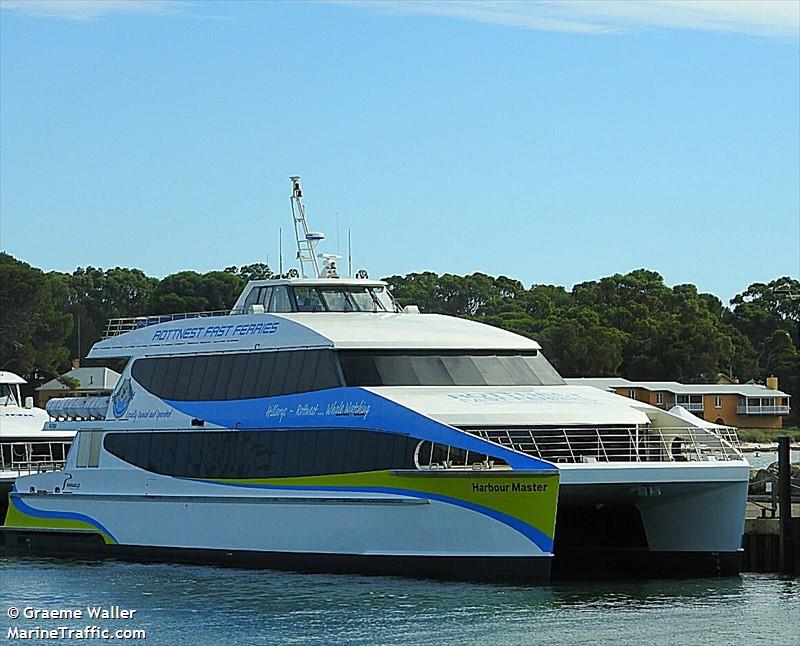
[348,229,352,278]
[279,227,283,277]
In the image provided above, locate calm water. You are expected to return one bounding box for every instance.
[745,450,800,469]
[1,558,797,645]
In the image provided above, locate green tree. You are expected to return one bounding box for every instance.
[224,263,274,282]
[0,254,72,378]
[147,271,244,314]
[537,309,627,377]
[52,266,157,358]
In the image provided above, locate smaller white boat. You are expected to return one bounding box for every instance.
[0,371,74,518]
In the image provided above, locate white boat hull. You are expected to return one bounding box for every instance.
[2,468,559,582]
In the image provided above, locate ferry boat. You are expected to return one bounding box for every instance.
[0,371,74,520]
[1,178,750,581]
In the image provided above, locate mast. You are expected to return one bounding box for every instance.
[289,176,323,278]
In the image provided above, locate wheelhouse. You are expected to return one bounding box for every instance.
[237,280,399,314]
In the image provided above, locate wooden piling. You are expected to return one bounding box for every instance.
[777,436,794,575]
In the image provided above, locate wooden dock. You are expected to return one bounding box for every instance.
[742,501,799,574]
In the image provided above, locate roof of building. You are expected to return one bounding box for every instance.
[36,367,121,392]
[565,377,790,399]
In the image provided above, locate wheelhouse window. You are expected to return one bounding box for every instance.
[338,350,564,387]
[269,286,293,312]
[295,285,397,312]
[0,383,18,406]
[294,287,326,312]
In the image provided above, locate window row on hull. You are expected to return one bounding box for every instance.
[339,350,564,387]
[103,429,421,479]
[131,350,341,402]
[130,349,564,402]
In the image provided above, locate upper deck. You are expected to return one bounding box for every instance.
[93,277,542,359]
[102,277,401,340]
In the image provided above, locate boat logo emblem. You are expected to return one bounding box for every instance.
[112,377,135,418]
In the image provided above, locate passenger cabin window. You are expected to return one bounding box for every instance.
[104,429,421,479]
[339,350,565,387]
[131,350,342,401]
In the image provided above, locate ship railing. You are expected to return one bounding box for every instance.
[463,426,743,464]
[102,309,245,339]
[0,440,72,475]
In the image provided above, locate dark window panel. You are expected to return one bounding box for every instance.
[198,355,222,400]
[172,356,194,399]
[410,355,450,385]
[339,350,564,387]
[212,355,235,400]
[225,354,251,400]
[270,429,289,478]
[441,355,485,385]
[315,350,341,390]
[472,355,514,385]
[298,350,320,393]
[253,352,274,398]
[340,354,381,386]
[282,350,305,395]
[375,355,420,385]
[105,429,452,479]
[268,351,291,397]
[150,358,169,396]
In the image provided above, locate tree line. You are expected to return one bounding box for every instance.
[1,253,797,420]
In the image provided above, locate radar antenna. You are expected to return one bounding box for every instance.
[289,176,323,278]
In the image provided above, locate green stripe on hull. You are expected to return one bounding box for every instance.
[4,496,116,545]
[203,470,560,544]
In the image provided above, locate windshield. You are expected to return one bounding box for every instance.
[294,286,397,312]
[0,383,18,406]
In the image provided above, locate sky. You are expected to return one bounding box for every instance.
[0,0,798,305]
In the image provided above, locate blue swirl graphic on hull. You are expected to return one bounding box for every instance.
[165,387,556,471]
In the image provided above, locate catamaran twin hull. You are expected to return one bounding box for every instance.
[0,385,749,582]
[1,460,750,581]
[1,367,749,581]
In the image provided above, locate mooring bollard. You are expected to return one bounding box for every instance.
[777,436,793,575]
